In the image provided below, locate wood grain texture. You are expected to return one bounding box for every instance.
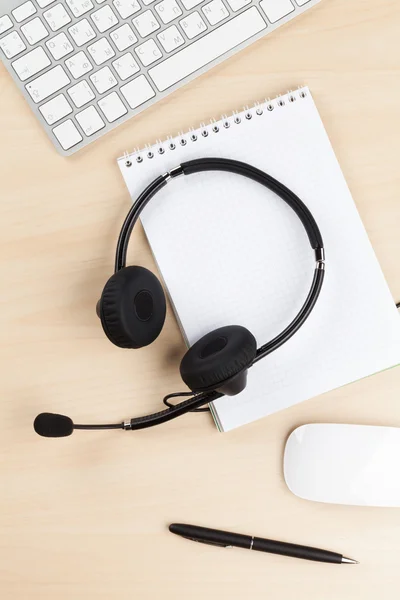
[1,1,400,598]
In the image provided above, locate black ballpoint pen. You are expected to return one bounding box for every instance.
[169,524,359,565]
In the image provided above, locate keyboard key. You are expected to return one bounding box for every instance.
[110,23,137,51]
[67,80,95,107]
[133,11,160,37]
[0,15,13,35]
[113,0,141,18]
[65,51,93,78]
[135,39,162,66]
[112,52,139,80]
[37,0,57,8]
[142,0,156,4]
[181,0,203,9]
[259,0,294,23]
[202,0,229,25]
[66,0,94,17]
[53,119,82,150]
[149,7,266,91]
[44,4,72,32]
[76,105,105,136]
[26,64,70,103]
[98,91,127,122]
[179,12,206,39]
[157,25,184,53]
[91,6,119,33]
[226,0,251,11]
[90,65,117,93]
[120,75,155,108]
[12,2,36,23]
[296,0,311,5]
[21,17,48,45]
[0,31,26,59]
[39,93,73,124]
[68,19,96,46]
[46,32,73,60]
[88,38,115,65]
[154,0,182,25]
[12,46,51,81]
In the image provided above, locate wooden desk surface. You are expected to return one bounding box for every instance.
[1,1,400,598]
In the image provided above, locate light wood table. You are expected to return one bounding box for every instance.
[1,1,400,598]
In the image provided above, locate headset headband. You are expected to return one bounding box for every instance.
[115,158,325,364]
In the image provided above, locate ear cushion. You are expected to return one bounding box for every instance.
[180,325,257,392]
[99,266,166,349]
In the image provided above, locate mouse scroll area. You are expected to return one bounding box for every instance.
[283,423,400,507]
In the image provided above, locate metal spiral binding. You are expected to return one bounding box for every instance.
[254,102,263,116]
[167,135,176,151]
[145,143,154,159]
[189,127,197,142]
[178,131,187,146]
[123,88,308,167]
[123,151,132,168]
[222,115,230,129]
[200,122,208,137]
[233,110,241,124]
[156,139,165,155]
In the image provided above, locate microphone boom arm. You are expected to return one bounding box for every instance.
[74,422,124,431]
[125,390,221,430]
[72,390,221,432]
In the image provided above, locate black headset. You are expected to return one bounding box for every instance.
[34,158,325,438]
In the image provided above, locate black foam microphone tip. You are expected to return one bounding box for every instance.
[34,413,74,438]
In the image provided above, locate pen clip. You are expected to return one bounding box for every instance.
[183,536,233,548]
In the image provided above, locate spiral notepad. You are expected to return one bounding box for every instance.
[118,87,400,432]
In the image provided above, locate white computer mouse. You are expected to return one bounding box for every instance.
[284,423,400,507]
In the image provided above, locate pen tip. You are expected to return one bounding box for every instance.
[342,556,359,564]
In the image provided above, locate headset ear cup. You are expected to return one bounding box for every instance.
[180,325,257,394]
[99,266,166,349]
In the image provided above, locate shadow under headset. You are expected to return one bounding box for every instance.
[34,158,325,438]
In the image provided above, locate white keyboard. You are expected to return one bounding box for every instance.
[0,0,322,155]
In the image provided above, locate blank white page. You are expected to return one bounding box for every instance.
[118,88,400,432]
